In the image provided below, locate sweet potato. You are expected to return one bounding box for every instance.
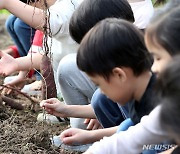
[2,95,24,110]
[40,54,57,100]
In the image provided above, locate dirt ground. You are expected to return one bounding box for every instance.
[0,15,82,154]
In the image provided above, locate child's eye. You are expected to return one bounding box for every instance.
[153,55,161,61]
[151,53,161,61]
[156,57,161,61]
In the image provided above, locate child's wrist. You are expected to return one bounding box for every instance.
[62,104,70,117]
[15,60,21,72]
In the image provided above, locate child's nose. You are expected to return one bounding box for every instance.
[151,62,159,74]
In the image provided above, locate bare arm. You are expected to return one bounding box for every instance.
[16,52,43,71]
[0,0,45,31]
[65,104,96,119]
[87,126,118,143]
[0,51,42,76]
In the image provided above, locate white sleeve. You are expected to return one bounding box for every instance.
[130,0,154,29]
[48,0,78,40]
[86,105,169,154]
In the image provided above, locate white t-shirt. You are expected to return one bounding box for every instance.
[41,0,83,92]
[86,105,169,154]
[47,0,83,67]
[130,0,154,29]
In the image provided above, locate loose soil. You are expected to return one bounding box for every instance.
[0,14,82,154]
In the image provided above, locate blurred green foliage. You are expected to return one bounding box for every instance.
[0,9,10,14]
[152,0,169,6]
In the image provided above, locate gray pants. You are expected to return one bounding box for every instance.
[57,53,97,129]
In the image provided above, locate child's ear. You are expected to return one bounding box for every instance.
[112,67,127,82]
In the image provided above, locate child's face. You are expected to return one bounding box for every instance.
[88,69,132,105]
[145,38,172,76]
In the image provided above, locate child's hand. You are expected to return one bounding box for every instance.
[0,51,19,76]
[2,72,27,95]
[60,128,92,145]
[40,98,68,118]
[84,119,103,130]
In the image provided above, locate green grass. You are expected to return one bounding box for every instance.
[0,9,10,14]
[152,0,169,6]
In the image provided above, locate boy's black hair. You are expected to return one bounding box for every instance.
[69,0,134,43]
[157,56,180,142]
[77,18,152,79]
[146,6,180,56]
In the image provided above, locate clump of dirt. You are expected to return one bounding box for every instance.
[0,99,82,154]
[0,105,56,153]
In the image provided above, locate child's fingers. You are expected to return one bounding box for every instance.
[62,136,75,145]
[6,89,12,95]
[46,108,54,114]
[86,120,95,130]
[40,99,54,107]
[84,118,90,124]
[40,101,46,107]
[60,128,74,139]
[92,124,100,130]
[1,87,11,95]
[40,101,56,110]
